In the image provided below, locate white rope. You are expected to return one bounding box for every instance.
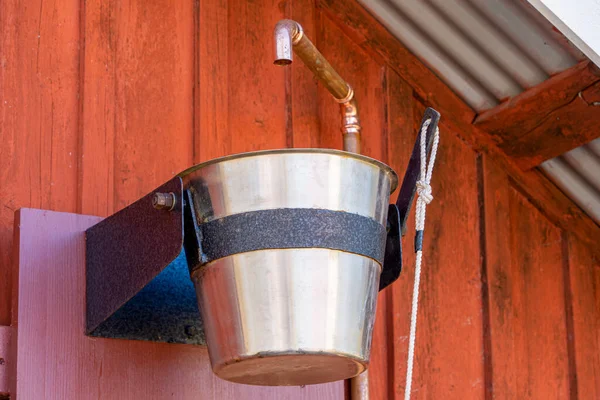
[404,119,440,400]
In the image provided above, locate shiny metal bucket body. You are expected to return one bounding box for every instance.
[181,149,397,386]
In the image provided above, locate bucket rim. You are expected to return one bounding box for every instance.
[178,148,399,193]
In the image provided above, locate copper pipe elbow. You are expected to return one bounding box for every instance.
[274,20,303,66]
[273,19,362,154]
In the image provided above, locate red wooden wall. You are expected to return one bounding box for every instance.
[1,0,599,398]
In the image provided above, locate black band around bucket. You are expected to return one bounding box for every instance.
[186,203,388,270]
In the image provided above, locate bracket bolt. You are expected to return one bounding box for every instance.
[152,192,176,210]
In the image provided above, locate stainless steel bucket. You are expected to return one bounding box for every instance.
[180,149,398,386]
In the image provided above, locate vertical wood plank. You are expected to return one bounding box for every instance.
[81,0,195,215]
[316,14,389,399]
[227,0,288,154]
[12,208,344,399]
[481,156,512,398]
[507,187,569,398]
[483,155,570,398]
[197,0,229,161]
[567,236,600,398]
[385,69,416,399]
[79,0,116,216]
[198,0,290,159]
[290,1,320,149]
[0,0,81,324]
[110,1,195,210]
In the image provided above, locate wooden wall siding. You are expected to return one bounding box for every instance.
[198,0,298,160]
[0,0,81,325]
[386,69,417,399]
[568,235,600,398]
[1,0,600,399]
[483,157,571,398]
[82,0,195,216]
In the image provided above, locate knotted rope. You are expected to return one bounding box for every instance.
[404,118,440,400]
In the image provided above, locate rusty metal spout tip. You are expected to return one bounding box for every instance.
[274,20,298,67]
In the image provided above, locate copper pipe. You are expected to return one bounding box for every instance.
[274,19,361,154]
[341,96,360,154]
[350,372,369,399]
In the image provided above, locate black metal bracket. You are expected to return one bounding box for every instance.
[380,204,402,290]
[396,107,441,233]
[86,177,205,345]
[379,107,440,291]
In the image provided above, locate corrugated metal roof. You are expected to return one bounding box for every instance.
[359,0,586,111]
[360,0,600,225]
[541,139,600,224]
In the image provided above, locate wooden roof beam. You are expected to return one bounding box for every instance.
[474,61,600,170]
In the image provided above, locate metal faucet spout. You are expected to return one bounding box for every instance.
[274,20,301,66]
[274,19,362,153]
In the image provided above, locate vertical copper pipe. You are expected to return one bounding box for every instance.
[351,372,370,399]
[274,19,361,154]
[274,19,367,398]
[341,97,360,154]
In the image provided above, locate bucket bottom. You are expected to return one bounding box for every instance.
[214,353,366,386]
[192,248,381,386]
